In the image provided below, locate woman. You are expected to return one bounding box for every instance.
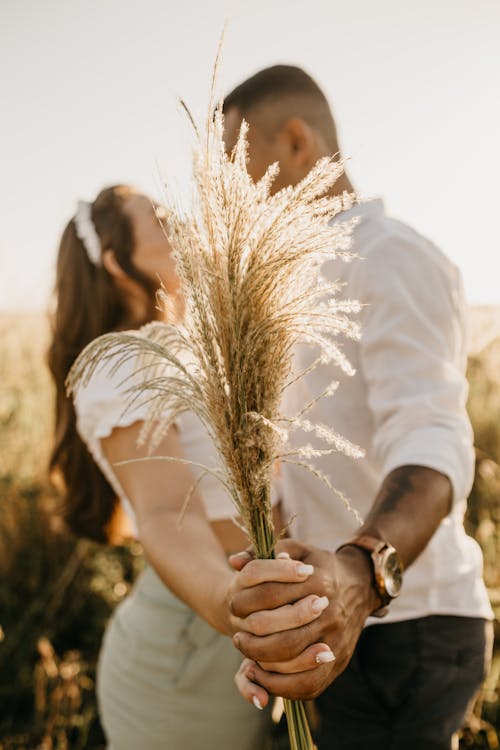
[48,185,331,749]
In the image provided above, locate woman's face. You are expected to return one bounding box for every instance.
[123,193,175,284]
[122,192,182,320]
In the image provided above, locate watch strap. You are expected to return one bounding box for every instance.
[339,534,389,556]
[337,534,396,617]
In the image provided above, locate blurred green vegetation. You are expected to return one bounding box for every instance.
[0,481,143,750]
[0,315,144,749]
[462,336,500,748]
[1,311,500,749]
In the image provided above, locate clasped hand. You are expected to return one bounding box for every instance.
[227,540,378,706]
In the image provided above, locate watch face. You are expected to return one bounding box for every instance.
[383,550,403,598]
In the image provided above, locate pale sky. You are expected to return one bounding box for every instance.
[1,0,499,309]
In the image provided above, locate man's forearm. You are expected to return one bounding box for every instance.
[359,465,452,568]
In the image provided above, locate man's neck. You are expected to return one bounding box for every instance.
[328,169,354,198]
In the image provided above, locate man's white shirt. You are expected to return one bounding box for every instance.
[282,199,492,624]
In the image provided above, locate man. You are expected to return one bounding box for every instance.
[223,65,493,749]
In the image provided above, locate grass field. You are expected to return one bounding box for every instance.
[1,308,500,749]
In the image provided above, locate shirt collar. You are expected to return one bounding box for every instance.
[332,197,385,225]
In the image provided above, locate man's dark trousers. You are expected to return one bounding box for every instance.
[314,615,492,750]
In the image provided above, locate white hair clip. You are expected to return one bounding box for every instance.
[74,200,102,266]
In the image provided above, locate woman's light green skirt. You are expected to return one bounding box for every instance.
[97,565,273,750]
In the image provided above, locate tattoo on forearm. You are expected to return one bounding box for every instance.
[367,465,427,517]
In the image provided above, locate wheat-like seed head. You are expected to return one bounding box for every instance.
[67,91,363,552]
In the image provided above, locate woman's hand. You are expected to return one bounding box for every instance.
[228,549,336,707]
[228,540,377,701]
[227,551,333,637]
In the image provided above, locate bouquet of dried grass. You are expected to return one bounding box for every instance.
[67,66,362,750]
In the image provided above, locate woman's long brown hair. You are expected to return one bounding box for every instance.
[48,186,156,542]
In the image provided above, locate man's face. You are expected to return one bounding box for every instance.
[223,106,297,194]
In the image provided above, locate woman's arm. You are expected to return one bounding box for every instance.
[102,421,327,640]
[102,421,234,634]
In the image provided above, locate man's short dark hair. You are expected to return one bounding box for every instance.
[223,65,339,152]
[223,65,328,114]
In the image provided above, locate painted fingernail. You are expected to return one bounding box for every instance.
[253,695,263,710]
[277,552,291,559]
[231,550,251,558]
[316,650,336,664]
[311,596,329,614]
[296,563,314,576]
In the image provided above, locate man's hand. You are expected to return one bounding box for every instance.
[229,539,380,701]
[229,466,452,703]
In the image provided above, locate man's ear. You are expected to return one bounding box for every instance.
[280,118,316,166]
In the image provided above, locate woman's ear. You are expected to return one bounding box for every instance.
[102,249,140,297]
[102,249,127,283]
[102,249,150,322]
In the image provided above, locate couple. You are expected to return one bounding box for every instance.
[48,65,492,750]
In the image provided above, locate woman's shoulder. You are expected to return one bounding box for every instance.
[72,336,154,444]
[73,341,133,404]
[72,324,186,446]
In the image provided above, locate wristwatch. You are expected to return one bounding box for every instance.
[337,534,403,617]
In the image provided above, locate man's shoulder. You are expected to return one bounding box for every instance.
[348,211,462,296]
[357,212,454,273]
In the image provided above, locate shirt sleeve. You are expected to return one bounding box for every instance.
[73,353,164,448]
[348,230,475,506]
